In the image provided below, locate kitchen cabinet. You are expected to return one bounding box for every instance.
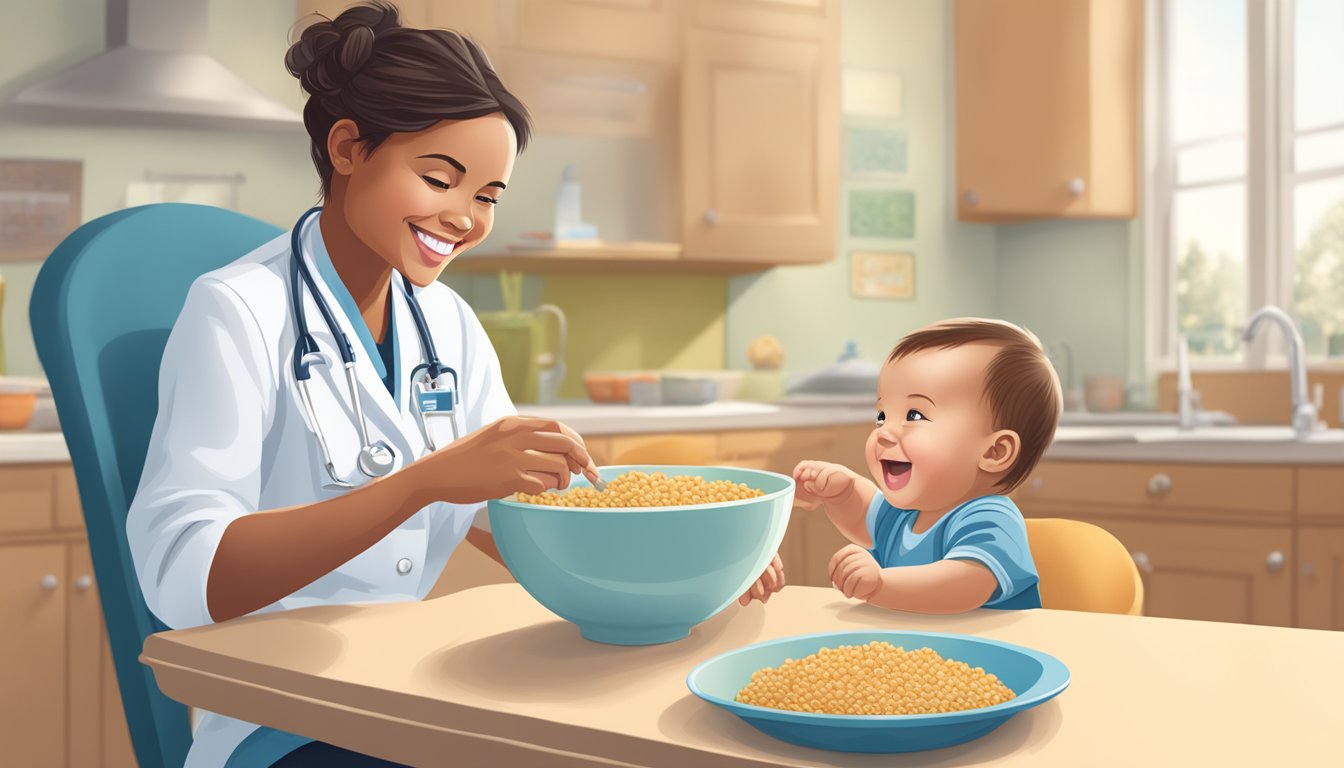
[681,4,840,263]
[954,0,1141,220]
[1013,459,1297,627]
[297,0,840,271]
[1298,528,1344,631]
[515,0,679,62]
[0,466,138,767]
[1083,519,1292,627]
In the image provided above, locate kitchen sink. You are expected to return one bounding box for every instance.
[1056,424,1344,444]
[1130,426,1344,443]
[1057,410,1235,427]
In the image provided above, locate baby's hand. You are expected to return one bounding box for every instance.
[737,553,785,606]
[829,544,883,601]
[792,460,857,511]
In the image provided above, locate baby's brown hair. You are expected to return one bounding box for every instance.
[888,318,1061,493]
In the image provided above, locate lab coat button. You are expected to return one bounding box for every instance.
[396,557,413,575]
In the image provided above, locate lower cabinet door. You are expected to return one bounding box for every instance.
[1297,527,1344,631]
[1088,518,1293,627]
[0,543,68,767]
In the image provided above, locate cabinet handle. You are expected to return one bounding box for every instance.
[1146,473,1172,495]
[704,208,720,226]
[1303,561,1316,578]
[76,575,93,592]
[1068,177,1086,196]
[1267,550,1286,573]
[40,574,58,591]
[964,190,980,206]
[1131,551,1153,574]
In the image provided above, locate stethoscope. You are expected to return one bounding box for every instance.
[289,206,461,489]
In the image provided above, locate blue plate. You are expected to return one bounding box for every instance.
[686,630,1069,753]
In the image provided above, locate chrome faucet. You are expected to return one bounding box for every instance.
[1176,333,1201,430]
[1241,306,1320,439]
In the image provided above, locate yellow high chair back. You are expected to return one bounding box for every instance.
[1025,518,1144,615]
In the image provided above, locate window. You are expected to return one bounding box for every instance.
[1150,0,1344,367]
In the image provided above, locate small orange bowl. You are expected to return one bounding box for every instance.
[0,392,37,430]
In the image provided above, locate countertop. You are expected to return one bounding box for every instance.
[10,401,1344,464]
[140,583,1344,766]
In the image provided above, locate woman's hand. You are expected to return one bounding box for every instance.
[829,544,883,601]
[793,460,858,511]
[407,416,597,505]
[738,553,785,605]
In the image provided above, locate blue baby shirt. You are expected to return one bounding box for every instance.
[865,493,1042,610]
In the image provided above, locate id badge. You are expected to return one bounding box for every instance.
[415,380,456,414]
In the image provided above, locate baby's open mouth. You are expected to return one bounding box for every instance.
[881,459,913,491]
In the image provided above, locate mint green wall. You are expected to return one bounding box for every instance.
[725,0,1000,377]
[995,221,1144,390]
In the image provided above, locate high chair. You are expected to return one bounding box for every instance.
[1024,517,1145,615]
[31,204,284,767]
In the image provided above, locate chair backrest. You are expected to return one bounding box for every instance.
[30,203,284,768]
[1025,518,1144,615]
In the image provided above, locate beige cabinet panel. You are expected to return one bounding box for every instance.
[504,49,677,138]
[1014,460,1293,520]
[0,465,57,533]
[681,25,838,263]
[1297,467,1344,523]
[0,544,68,767]
[69,544,102,768]
[516,0,678,62]
[55,466,83,531]
[1297,527,1344,631]
[1083,518,1292,627]
[689,0,832,40]
[955,0,1140,220]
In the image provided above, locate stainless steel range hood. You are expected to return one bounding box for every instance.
[11,0,302,130]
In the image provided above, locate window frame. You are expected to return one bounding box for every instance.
[1147,0,1344,375]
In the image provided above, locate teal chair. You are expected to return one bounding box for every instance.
[31,203,283,768]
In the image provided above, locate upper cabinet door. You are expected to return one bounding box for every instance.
[955,0,1142,221]
[516,0,679,63]
[681,16,839,263]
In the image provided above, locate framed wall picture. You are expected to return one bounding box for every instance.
[0,159,82,262]
[846,126,908,178]
[851,251,914,300]
[849,189,915,239]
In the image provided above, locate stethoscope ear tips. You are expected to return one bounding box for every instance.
[359,442,396,478]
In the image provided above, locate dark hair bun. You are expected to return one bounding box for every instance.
[286,2,401,98]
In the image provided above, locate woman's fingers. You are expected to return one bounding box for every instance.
[517,431,594,473]
[519,450,571,490]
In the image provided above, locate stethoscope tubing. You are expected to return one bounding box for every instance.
[288,206,459,486]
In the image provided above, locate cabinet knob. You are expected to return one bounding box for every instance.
[1068,177,1086,196]
[76,575,93,592]
[964,190,980,206]
[1031,477,1044,491]
[704,208,720,226]
[1303,561,1316,578]
[1267,550,1286,572]
[1132,551,1153,574]
[1146,473,1172,495]
[40,574,58,591]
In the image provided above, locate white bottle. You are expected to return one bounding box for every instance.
[554,164,597,242]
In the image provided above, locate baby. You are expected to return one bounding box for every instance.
[793,318,1060,613]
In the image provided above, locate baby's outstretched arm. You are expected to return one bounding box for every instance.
[830,545,998,614]
[793,461,878,547]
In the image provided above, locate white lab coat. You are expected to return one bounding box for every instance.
[125,214,515,767]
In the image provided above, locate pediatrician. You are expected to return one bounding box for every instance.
[125,3,784,767]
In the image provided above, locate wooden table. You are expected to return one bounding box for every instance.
[142,584,1344,766]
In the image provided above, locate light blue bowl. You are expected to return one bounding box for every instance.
[687,630,1070,753]
[488,465,793,646]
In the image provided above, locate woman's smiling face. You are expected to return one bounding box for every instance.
[329,112,518,286]
[866,344,1004,514]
